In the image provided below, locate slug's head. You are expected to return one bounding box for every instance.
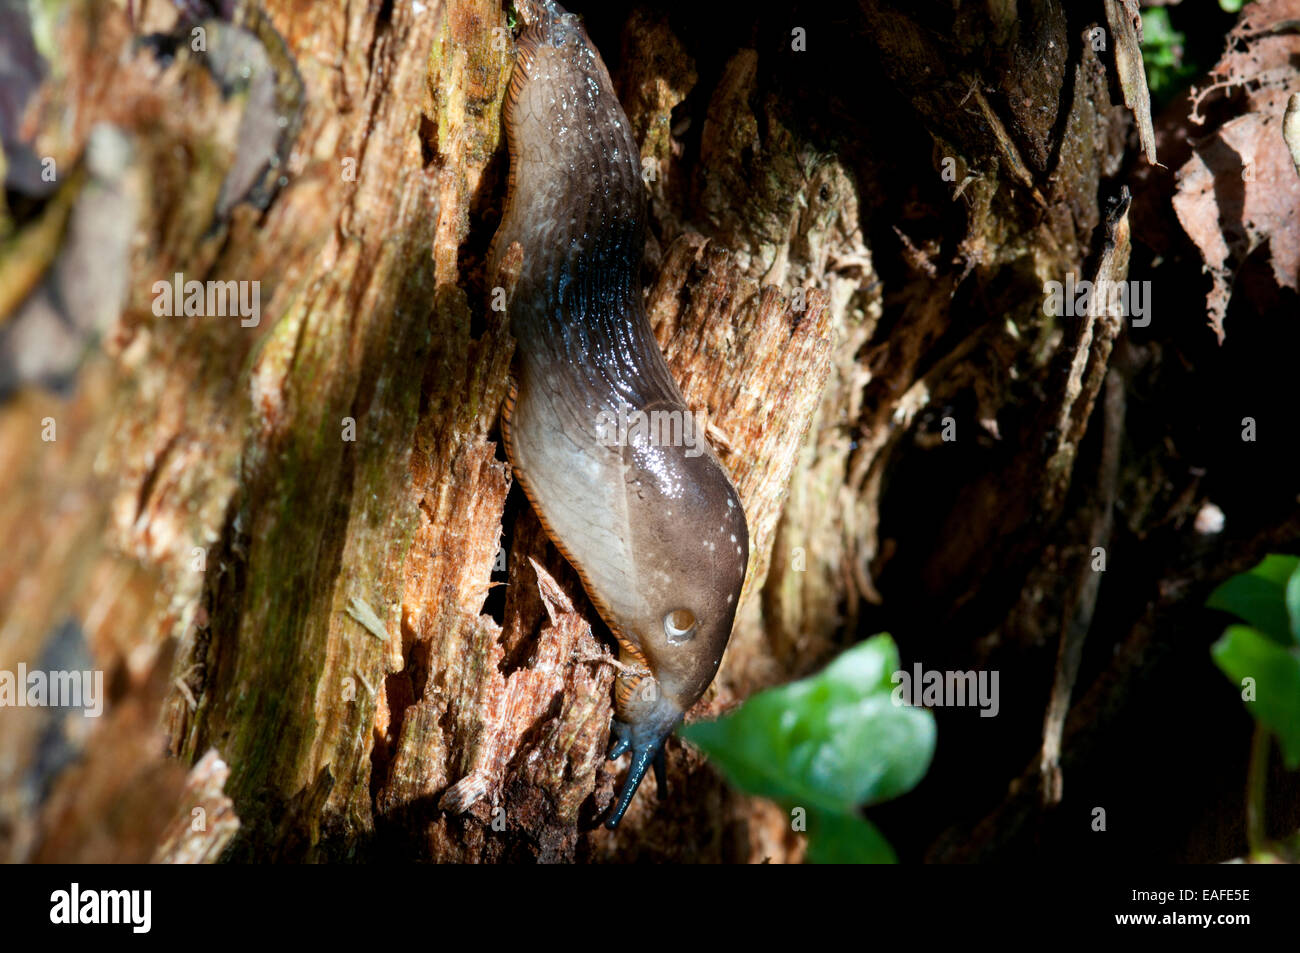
[602,408,750,827]
[620,411,750,708]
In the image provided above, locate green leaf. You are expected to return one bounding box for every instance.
[1245,554,1300,587]
[1207,555,1300,646]
[1140,9,1198,105]
[1286,563,1300,646]
[1211,625,1300,769]
[804,809,896,864]
[681,634,936,815]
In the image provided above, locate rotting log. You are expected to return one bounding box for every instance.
[2,0,1295,864]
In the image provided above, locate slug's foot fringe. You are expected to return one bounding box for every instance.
[612,668,651,712]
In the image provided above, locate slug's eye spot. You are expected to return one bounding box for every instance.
[664,608,697,643]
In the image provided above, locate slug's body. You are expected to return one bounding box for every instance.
[489,1,749,828]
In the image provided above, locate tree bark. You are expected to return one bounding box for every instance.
[2,0,1295,863]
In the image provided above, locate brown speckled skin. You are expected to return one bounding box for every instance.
[489,1,749,827]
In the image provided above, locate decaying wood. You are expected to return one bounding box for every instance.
[2,0,1294,864]
[1039,366,1124,806]
[152,748,240,863]
[1104,0,1159,166]
[1286,93,1300,174]
[1034,188,1134,804]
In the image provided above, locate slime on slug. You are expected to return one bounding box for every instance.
[488,0,750,829]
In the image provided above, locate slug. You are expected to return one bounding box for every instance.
[489,0,749,829]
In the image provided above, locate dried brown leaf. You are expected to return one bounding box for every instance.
[1173,0,1300,340]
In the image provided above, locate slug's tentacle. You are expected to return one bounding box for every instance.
[605,733,660,830]
[607,733,631,762]
[492,0,750,829]
[603,716,674,829]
